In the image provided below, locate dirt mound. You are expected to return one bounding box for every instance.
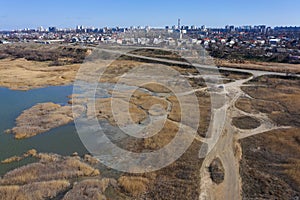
[209,158,225,184]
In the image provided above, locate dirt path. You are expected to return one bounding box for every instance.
[198,77,249,200]
[93,50,299,199]
[198,72,294,199]
[102,50,298,200]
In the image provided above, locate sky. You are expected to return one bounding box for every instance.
[0,0,299,30]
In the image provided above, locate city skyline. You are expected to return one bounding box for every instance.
[3,23,300,32]
[0,0,300,30]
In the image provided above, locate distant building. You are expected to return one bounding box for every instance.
[37,26,45,32]
[48,27,57,32]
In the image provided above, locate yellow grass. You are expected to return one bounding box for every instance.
[0,180,70,200]
[118,176,149,197]
[63,179,110,200]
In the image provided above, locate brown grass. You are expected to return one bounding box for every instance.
[1,149,38,164]
[91,97,147,126]
[118,176,149,197]
[63,179,110,200]
[10,103,84,139]
[141,83,172,93]
[167,91,212,138]
[1,156,22,164]
[240,128,300,199]
[284,158,300,186]
[232,116,261,129]
[0,154,99,185]
[0,43,87,64]
[0,180,70,200]
[216,58,300,74]
[142,119,178,150]
[84,154,99,165]
[0,58,81,90]
[241,75,300,126]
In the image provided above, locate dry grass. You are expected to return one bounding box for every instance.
[0,152,121,200]
[91,97,147,126]
[63,179,110,200]
[232,116,260,130]
[144,140,203,200]
[10,102,84,139]
[141,83,172,93]
[142,119,178,150]
[240,128,300,199]
[0,58,81,90]
[90,89,170,127]
[284,158,300,186]
[130,90,169,111]
[241,75,300,126]
[235,97,285,114]
[83,154,99,165]
[99,59,145,83]
[216,58,300,74]
[118,176,149,197]
[0,180,70,200]
[1,156,22,164]
[0,154,99,185]
[167,91,212,138]
[1,149,38,164]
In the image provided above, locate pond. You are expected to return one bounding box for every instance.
[0,85,88,175]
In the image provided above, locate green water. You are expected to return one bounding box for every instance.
[0,86,88,175]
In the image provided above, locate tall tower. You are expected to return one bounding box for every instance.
[178,18,181,30]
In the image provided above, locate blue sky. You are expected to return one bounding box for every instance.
[0,0,299,30]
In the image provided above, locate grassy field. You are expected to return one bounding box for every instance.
[238,75,300,199]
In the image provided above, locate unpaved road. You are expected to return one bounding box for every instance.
[118,50,297,200]
[198,72,294,200]
[86,48,299,199]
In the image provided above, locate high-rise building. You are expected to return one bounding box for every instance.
[48,27,57,32]
[37,26,44,32]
